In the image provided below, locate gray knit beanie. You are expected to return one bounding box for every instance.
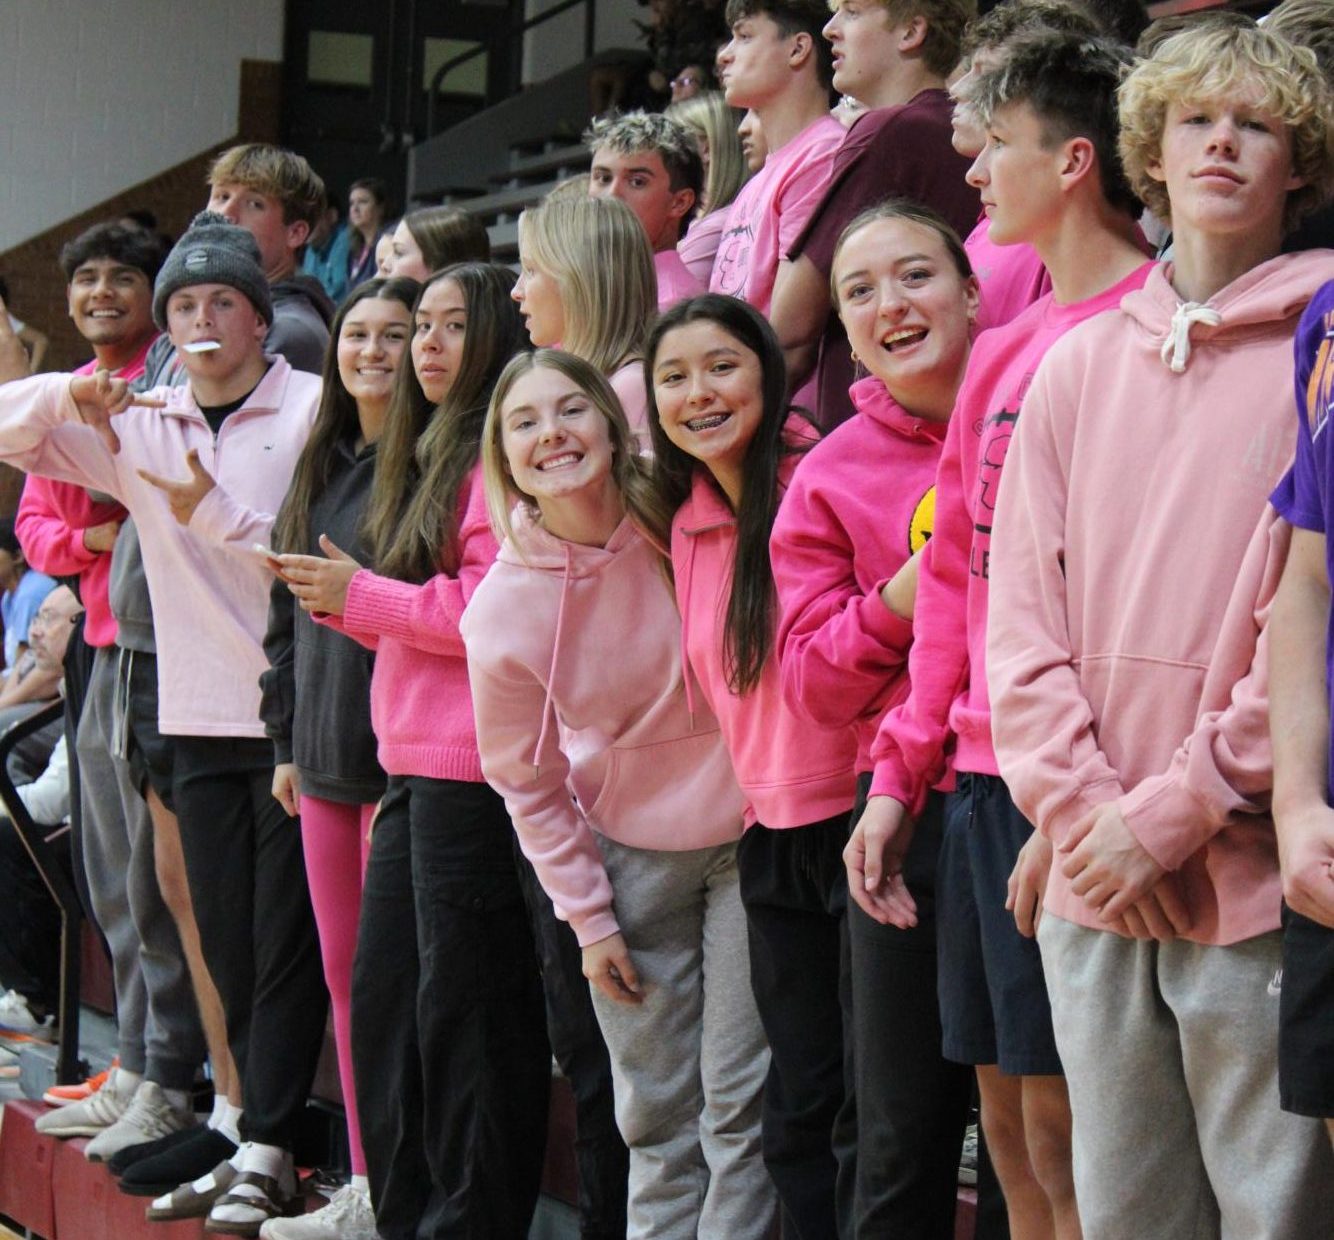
[152,210,273,329]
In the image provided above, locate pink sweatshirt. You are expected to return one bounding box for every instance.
[679,210,727,285]
[655,247,706,310]
[462,510,745,945]
[773,377,945,773]
[0,361,319,736]
[332,463,497,781]
[869,263,1154,812]
[673,445,859,828]
[13,342,156,649]
[988,253,1334,945]
[964,215,1050,332]
[710,114,845,315]
[608,360,650,452]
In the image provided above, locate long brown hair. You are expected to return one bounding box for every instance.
[272,276,420,554]
[364,262,527,582]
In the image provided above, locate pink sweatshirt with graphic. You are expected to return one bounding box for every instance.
[869,263,1153,812]
[672,442,858,828]
[463,510,744,945]
[772,377,946,773]
[988,254,1334,944]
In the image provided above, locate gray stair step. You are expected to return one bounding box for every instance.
[495,144,591,185]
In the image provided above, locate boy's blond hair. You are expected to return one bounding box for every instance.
[1119,18,1334,230]
[207,143,327,229]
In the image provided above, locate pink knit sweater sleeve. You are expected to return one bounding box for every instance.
[986,362,1125,844]
[1114,511,1284,871]
[867,411,971,813]
[773,469,914,730]
[340,471,499,656]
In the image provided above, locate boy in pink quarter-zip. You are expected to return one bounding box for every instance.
[0,212,327,1236]
[987,19,1334,1238]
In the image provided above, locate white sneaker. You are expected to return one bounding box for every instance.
[34,1066,136,1136]
[84,1080,198,1161]
[258,1184,377,1239]
[0,988,53,1037]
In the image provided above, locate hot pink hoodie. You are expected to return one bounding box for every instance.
[462,509,745,946]
[988,253,1334,945]
[869,263,1153,813]
[672,446,859,828]
[0,360,319,736]
[772,377,945,772]
[328,463,497,782]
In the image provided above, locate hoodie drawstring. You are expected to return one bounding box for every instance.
[679,534,699,729]
[531,542,575,774]
[1160,301,1223,373]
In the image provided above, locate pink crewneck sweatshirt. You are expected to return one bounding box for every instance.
[331,463,498,781]
[869,262,1154,812]
[655,247,706,310]
[772,377,946,773]
[673,436,858,828]
[988,253,1334,945]
[463,510,745,946]
[964,215,1051,332]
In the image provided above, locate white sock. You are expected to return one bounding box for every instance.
[235,1140,287,1180]
[218,1103,243,1146]
[351,1174,369,1194]
[206,1093,228,1131]
[161,1085,191,1112]
[115,1067,143,1096]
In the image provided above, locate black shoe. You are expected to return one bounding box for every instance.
[107,1119,206,1175]
[118,1126,238,1196]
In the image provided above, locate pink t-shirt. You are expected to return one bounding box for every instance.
[964,215,1051,332]
[710,114,845,316]
[655,248,705,311]
[869,262,1154,811]
[678,210,727,285]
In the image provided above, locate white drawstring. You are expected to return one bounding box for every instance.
[1160,301,1223,373]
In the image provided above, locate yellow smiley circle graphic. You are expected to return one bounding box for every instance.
[909,486,936,554]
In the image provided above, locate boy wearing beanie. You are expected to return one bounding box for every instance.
[0,210,327,1237]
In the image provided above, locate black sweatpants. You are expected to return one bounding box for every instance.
[172,734,327,1149]
[351,775,550,1240]
[514,846,629,1239]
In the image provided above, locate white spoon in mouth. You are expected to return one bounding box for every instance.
[183,340,222,354]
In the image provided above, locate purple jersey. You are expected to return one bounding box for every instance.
[1272,279,1334,799]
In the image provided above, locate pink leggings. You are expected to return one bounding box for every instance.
[299,793,375,1176]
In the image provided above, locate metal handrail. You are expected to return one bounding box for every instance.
[426,0,592,138]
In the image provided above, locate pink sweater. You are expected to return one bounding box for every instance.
[673,444,858,828]
[333,463,497,781]
[772,377,945,773]
[0,361,319,736]
[463,510,744,945]
[988,254,1334,944]
[964,215,1051,332]
[655,247,706,310]
[869,263,1153,812]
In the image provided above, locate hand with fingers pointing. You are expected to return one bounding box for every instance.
[275,535,361,615]
[138,448,217,525]
[68,368,168,454]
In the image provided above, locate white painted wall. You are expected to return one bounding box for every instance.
[521,0,643,87]
[0,0,285,250]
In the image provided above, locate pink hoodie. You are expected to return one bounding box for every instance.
[772,377,946,772]
[0,360,319,736]
[672,445,859,828]
[988,253,1334,945]
[868,263,1153,813]
[328,463,497,782]
[462,510,745,946]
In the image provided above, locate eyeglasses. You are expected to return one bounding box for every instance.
[671,73,703,91]
[32,607,79,629]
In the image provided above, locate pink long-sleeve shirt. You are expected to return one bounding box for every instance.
[988,254,1334,944]
[772,377,945,773]
[869,262,1154,813]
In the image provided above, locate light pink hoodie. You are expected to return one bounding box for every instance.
[462,509,744,946]
[672,444,859,829]
[0,360,320,736]
[988,252,1334,945]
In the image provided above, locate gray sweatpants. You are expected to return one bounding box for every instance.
[1039,914,1334,1240]
[76,646,204,1087]
[590,835,774,1240]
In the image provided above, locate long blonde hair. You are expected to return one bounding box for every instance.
[667,91,748,216]
[482,349,672,555]
[517,197,656,376]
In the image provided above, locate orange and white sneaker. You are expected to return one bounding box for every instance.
[43,1058,117,1107]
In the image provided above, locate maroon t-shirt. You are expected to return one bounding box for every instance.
[790,89,979,429]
